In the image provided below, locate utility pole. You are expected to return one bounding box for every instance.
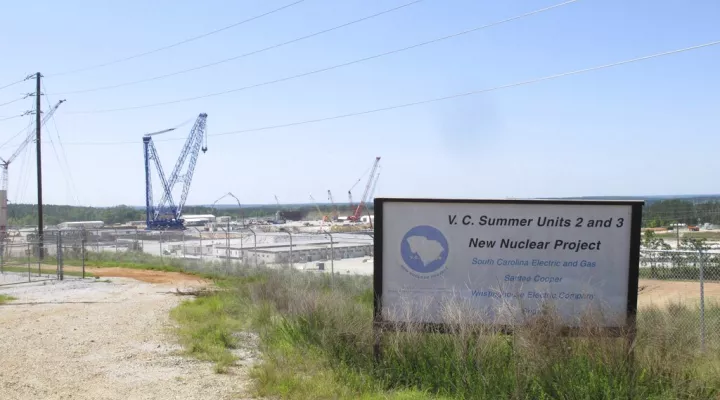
[35,72,44,260]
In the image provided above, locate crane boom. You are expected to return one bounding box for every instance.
[143,113,208,230]
[327,190,338,220]
[349,157,381,222]
[1,100,66,192]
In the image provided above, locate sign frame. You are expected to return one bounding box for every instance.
[373,197,644,337]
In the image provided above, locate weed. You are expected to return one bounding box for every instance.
[173,269,720,399]
[0,294,16,304]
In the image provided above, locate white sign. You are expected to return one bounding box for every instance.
[378,200,640,328]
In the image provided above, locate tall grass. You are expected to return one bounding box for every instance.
[173,269,720,399]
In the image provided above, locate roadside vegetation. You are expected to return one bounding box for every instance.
[172,268,720,400]
[0,294,16,304]
[0,265,93,278]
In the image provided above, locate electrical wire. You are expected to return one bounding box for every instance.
[0,76,31,92]
[53,0,425,95]
[43,82,81,205]
[0,95,30,108]
[0,114,28,122]
[46,0,308,77]
[64,0,577,113]
[62,38,720,145]
[0,115,34,150]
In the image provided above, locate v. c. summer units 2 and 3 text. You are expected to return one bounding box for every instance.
[376,199,642,328]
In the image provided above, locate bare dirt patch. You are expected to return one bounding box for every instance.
[63,266,210,287]
[0,275,254,400]
[638,278,720,308]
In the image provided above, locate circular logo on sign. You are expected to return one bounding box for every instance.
[400,225,449,275]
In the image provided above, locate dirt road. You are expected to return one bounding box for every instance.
[0,273,254,400]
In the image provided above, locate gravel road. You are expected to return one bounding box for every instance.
[0,274,255,400]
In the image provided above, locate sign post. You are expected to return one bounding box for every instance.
[373,198,643,359]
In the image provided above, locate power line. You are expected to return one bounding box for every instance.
[0,112,34,150]
[62,39,720,146]
[0,75,31,92]
[45,0,308,77]
[0,113,29,123]
[43,82,80,206]
[65,0,577,113]
[54,0,425,95]
[0,95,30,108]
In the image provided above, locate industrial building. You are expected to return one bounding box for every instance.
[182,214,216,226]
[214,241,372,265]
[57,221,104,229]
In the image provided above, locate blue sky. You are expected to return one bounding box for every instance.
[0,0,718,207]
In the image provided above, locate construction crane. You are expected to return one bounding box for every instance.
[348,156,381,222]
[272,195,285,224]
[0,100,65,244]
[143,113,208,230]
[1,100,66,192]
[309,194,328,228]
[309,194,328,222]
[327,190,338,221]
[363,166,381,228]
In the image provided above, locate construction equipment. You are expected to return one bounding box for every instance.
[272,195,285,224]
[348,156,381,222]
[363,166,381,226]
[143,113,208,230]
[309,194,328,231]
[0,100,65,243]
[327,190,338,221]
[1,100,66,192]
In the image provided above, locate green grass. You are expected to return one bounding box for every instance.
[171,270,720,400]
[5,250,225,279]
[0,294,16,304]
[1,265,95,278]
[657,231,720,240]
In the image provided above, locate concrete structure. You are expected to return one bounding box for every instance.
[182,214,215,227]
[214,241,372,265]
[57,221,104,229]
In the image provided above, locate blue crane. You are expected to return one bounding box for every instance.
[143,113,208,230]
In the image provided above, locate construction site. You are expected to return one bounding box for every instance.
[0,111,382,277]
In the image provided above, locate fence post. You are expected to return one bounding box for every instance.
[699,249,706,352]
[245,227,257,268]
[57,233,64,281]
[325,232,335,285]
[159,231,164,265]
[198,230,204,263]
[81,238,86,279]
[226,221,230,267]
[26,242,30,282]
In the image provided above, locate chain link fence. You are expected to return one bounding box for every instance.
[2,226,717,353]
[0,239,65,285]
[640,249,720,352]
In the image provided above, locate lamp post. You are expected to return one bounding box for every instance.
[324,232,334,284]
[227,192,244,262]
[211,193,231,264]
[280,228,292,268]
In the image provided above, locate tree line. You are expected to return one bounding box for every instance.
[7,198,715,228]
[7,203,369,227]
[642,198,720,227]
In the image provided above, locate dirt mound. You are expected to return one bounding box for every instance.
[63,266,210,287]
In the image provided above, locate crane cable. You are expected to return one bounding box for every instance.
[43,82,81,205]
